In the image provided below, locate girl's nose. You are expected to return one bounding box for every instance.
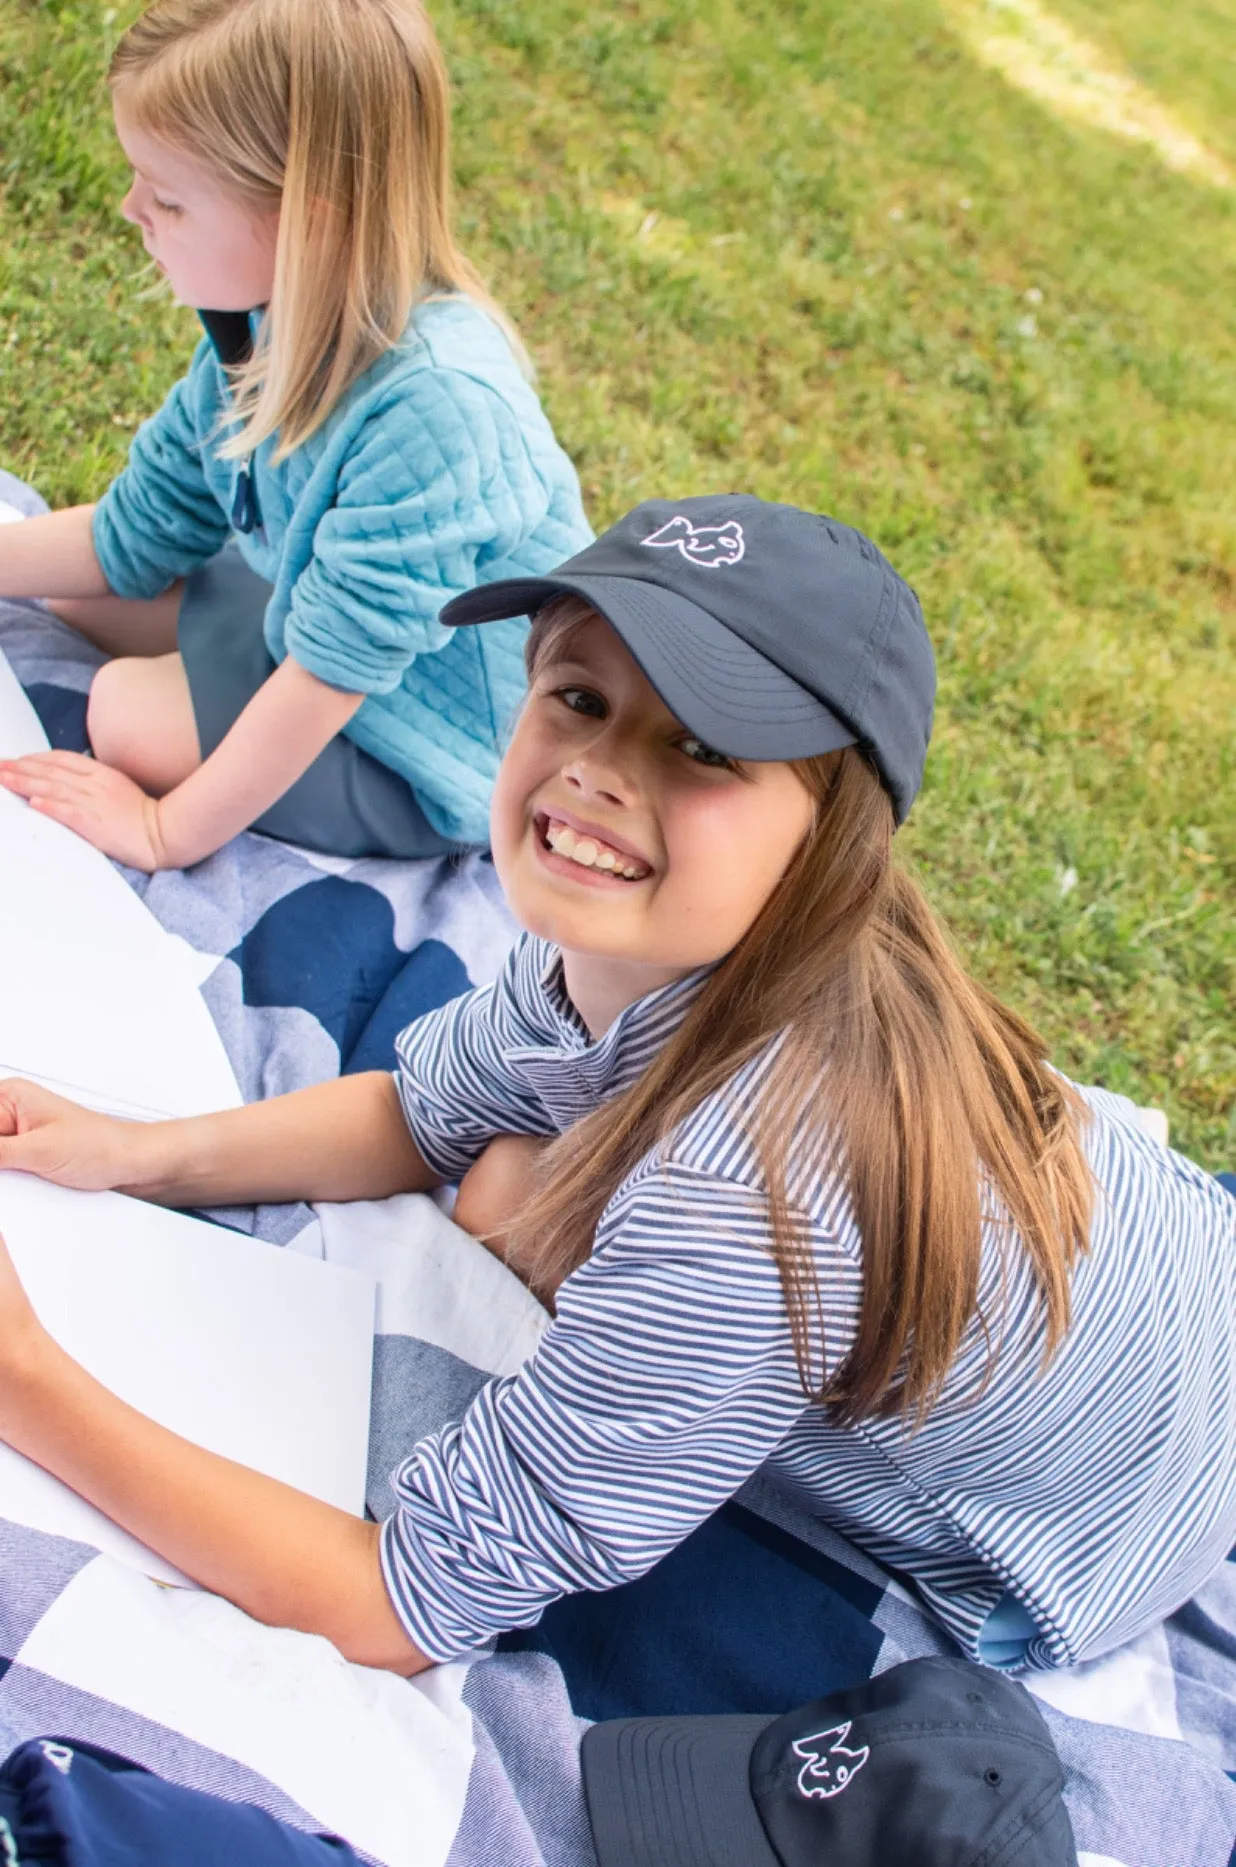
[562,746,635,811]
[565,769,624,808]
[120,183,148,231]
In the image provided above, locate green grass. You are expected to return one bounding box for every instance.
[1,0,1233,1165]
[1045,0,1236,168]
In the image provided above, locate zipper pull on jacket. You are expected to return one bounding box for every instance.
[230,465,261,535]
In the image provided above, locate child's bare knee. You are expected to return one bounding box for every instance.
[87,664,137,765]
[87,656,200,792]
[86,659,141,767]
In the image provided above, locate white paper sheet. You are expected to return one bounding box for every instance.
[0,1173,376,1585]
[0,645,242,1119]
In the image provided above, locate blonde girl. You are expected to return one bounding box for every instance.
[0,0,590,866]
[0,496,1231,1678]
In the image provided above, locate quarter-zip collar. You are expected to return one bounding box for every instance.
[499,937,713,1131]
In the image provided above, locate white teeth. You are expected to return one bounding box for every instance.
[545,820,646,880]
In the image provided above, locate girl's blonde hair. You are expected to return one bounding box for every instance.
[506,598,1094,1424]
[110,0,520,462]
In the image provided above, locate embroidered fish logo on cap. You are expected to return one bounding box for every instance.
[641,515,746,567]
[791,1722,871,1800]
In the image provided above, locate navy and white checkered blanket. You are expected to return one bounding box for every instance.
[0,475,1233,1865]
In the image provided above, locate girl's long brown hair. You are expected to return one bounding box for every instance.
[505,601,1093,1424]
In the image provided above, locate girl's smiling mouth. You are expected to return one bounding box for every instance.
[534,810,653,883]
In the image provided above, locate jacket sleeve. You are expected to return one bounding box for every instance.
[280,369,553,695]
[378,1166,861,1661]
[92,341,231,598]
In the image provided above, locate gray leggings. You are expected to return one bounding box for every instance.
[179,545,464,861]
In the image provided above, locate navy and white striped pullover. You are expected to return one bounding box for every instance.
[383,935,1236,1670]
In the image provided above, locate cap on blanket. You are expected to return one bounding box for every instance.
[439,494,936,825]
[579,1656,1078,1867]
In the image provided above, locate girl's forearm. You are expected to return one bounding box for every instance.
[3,1328,428,1673]
[154,658,364,868]
[0,505,113,599]
[120,1072,438,1207]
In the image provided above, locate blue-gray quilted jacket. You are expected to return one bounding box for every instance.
[92,297,592,844]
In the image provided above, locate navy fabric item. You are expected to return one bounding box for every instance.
[499,1501,884,1723]
[0,1737,359,1865]
[198,308,255,369]
[441,494,936,824]
[24,682,90,753]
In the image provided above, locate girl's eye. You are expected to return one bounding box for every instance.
[554,685,607,719]
[679,735,735,770]
[152,195,183,215]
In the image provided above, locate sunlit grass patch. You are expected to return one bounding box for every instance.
[940,0,1231,187]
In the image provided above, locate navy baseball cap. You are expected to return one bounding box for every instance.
[580,1657,1078,1867]
[439,495,936,824]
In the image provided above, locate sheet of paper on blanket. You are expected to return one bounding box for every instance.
[0,1173,376,1586]
[0,645,242,1121]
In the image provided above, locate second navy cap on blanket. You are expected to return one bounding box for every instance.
[580,1656,1078,1867]
[439,494,936,825]
[0,1736,361,1865]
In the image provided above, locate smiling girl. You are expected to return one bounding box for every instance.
[0,0,589,866]
[0,495,1232,1678]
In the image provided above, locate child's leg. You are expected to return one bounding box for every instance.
[46,585,183,658]
[86,653,202,795]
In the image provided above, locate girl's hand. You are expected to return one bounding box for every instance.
[0,1078,131,1191]
[0,752,168,870]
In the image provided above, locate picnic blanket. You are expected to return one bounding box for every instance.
[1,475,1234,1867]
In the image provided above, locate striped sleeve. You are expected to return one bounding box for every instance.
[378,1163,862,1660]
[393,951,562,1180]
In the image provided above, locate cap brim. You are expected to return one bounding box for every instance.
[581,1715,779,1867]
[441,574,858,764]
